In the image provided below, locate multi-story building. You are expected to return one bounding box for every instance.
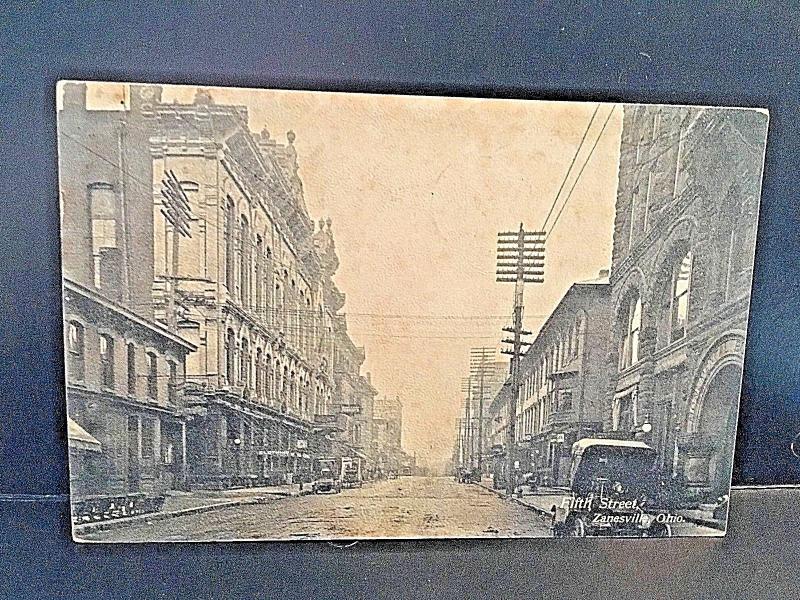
[372,395,403,476]
[58,83,196,499]
[59,83,378,490]
[514,275,611,486]
[63,279,196,497]
[605,105,767,498]
[486,277,610,486]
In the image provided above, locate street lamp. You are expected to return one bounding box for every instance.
[233,437,242,487]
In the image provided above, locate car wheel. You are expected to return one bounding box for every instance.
[647,522,672,538]
[569,517,587,537]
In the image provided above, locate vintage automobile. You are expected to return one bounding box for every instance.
[551,438,674,538]
[341,457,363,488]
[312,458,342,494]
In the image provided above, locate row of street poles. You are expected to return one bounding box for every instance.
[459,349,496,475]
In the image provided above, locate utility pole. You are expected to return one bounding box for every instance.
[457,417,466,469]
[470,347,496,477]
[160,169,193,329]
[460,377,473,469]
[497,224,544,496]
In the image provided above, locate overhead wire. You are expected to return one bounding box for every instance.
[544,104,618,243]
[538,103,601,232]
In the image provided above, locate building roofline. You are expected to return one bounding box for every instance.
[63,278,197,352]
[525,279,609,354]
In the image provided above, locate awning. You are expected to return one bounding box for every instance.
[67,418,102,453]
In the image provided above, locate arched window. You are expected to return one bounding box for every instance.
[265,354,273,402]
[298,290,305,351]
[670,251,693,342]
[255,347,263,398]
[225,328,236,385]
[167,359,177,403]
[240,338,250,386]
[255,235,263,315]
[265,247,273,318]
[224,198,235,293]
[146,352,158,400]
[239,216,250,307]
[274,282,282,327]
[619,294,642,370]
[126,342,136,394]
[66,321,85,381]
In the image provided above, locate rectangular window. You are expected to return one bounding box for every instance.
[614,394,636,432]
[127,343,136,394]
[167,360,177,403]
[146,352,158,400]
[141,417,155,459]
[67,321,85,381]
[89,183,118,290]
[558,389,573,411]
[99,334,114,388]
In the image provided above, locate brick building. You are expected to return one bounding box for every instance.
[372,395,404,476]
[59,83,378,490]
[64,279,196,497]
[59,83,196,499]
[489,276,611,486]
[605,105,767,498]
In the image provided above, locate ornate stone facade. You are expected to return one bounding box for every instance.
[606,105,767,497]
[59,83,380,490]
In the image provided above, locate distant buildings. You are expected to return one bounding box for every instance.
[59,83,394,497]
[372,395,406,476]
[483,105,766,499]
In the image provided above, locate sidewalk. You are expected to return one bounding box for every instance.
[161,483,305,513]
[73,484,306,537]
[475,479,725,532]
[476,479,566,518]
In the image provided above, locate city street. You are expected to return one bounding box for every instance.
[82,476,552,542]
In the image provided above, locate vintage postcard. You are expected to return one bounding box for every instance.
[58,82,768,541]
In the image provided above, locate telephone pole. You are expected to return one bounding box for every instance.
[460,377,473,469]
[497,224,544,496]
[470,347,496,476]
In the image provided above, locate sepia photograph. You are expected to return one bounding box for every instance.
[57,82,768,541]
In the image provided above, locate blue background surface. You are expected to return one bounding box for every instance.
[2,1,800,596]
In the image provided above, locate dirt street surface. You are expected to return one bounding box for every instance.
[82,476,553,542]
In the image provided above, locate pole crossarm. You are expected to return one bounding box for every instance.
[495,222,545,496]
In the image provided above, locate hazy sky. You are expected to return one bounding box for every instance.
[88,83,622,472]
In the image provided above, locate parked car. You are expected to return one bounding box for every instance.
[551,438,673,538]
[312,467,341,494]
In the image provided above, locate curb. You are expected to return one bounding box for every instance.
[475,482,552,518]
[73,493,291,536]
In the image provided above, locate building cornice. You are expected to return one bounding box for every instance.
[63,278,197,352]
